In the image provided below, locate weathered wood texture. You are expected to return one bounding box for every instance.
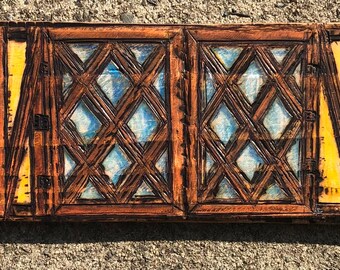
[187,26,314,215]
[1,23,340,222]
[34,26,186,220]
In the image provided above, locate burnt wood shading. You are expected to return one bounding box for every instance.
[1,23,340,222]
[186,26,317,216]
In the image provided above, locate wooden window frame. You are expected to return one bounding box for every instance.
[42,26,186,218]
[3,23,340,222]
[186,25,319,217]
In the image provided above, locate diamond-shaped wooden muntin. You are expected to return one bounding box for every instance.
[2,23,340,223]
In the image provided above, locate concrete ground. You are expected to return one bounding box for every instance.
[1,0,340,269]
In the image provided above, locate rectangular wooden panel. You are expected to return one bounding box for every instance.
[186,25,317,217]
[3,23,340,222]
[43,26,185,218]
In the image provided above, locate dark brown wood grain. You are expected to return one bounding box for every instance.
[44,26,185,217]
[0,27,5,216]
[1,23,340,222]
[186,26,315,215]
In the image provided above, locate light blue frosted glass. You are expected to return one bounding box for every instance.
[127,101,159,145]
[133,180,155,197]
[293,63,301,87]
[62,73,73,97]
[70,101,101,143]
[259,182,289,201]
[239,61,266,104]
[211,46,242,70]
[102,145,131,185]
[69,43,98,63]
[128,44,157,65]
[216,178,239,199]
[80,181,104,200]
[287,137,301,180]
[64,147,76,180]
[263,97,292,140]
[97,61,131,107]
[210,103,238,145]
[155,150,168,181]
[153,66,165,100]
[205,68,215,105]
[236,143,264,181]
[205,151,214,176]
[270,48,290,64]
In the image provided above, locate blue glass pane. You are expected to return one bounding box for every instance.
[211,46,242,70]
[80,181,104,200]
[156,150,168,181]
[263,97,292,140]
[133,180,155,198]
[102,144,131,185]
[64,148,76,180]
[239,61,267,104]
[236,143,264,181]
[293,62,301,87]
[70,101,102,143]
[205,151,214,176]
[128,44,157,65]
[153,66,165,100]
[287,137,301,180]
[127,101,159,145]
[69,43,98,63]
[210,103,238,145]
[62,73,73,97]
[97,61,131,107]
[270,48,290,64]
[205,68,215,105]
[259,182,289,201]
[216,178,239,199]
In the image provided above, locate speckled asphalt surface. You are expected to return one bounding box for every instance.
[1,0,340,269]
[1,222,340,269]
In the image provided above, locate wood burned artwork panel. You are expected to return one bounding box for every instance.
[44,27,185,217]
[317,25,340,210]
[186,26,317,216]
[4,28,43,218]
[0,27,5,217]
[6,23,340,222]
[57,42,169,203]
[8,40,31,206]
